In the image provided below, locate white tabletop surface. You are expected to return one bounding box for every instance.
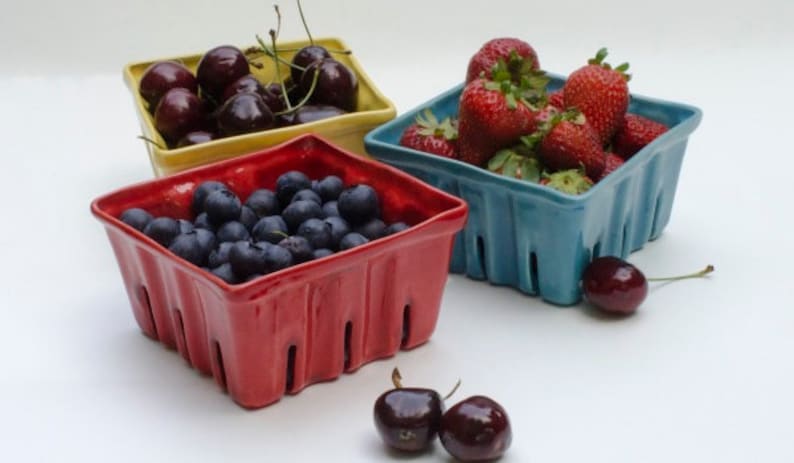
[2,1,793,462]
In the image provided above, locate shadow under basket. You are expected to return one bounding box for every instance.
[364,73,703,306]
[91,134,467,408]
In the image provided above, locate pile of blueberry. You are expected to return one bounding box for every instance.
[120,170,409,284]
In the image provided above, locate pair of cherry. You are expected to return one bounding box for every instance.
[374,369,510,461]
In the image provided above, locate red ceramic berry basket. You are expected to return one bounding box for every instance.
[91,134,467,409]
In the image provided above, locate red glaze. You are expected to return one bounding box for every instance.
[91,135,468,409]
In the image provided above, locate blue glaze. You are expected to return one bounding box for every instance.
[364,73,702,306]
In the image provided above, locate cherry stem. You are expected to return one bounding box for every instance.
[296,0,313,45]
[273,65,320,116]
[274,4,282,40]
[391,367,403,389]
[269,29,292,112]
[647,264,715,282]
[137,135,165,150]
[255,34,295,68]
[442,379,462,401]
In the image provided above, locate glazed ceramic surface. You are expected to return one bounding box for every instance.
[91,135,467,408]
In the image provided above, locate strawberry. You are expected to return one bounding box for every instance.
[399,108,459,158]
[540,169,594,195]
[600,152,625,179]
[486,147,541,182]
[523,109,606,179]
[563,48,630,145]
[466,38,540,84]
[547,90,565,110]
[458,59,549,167]
[611,113,668,159]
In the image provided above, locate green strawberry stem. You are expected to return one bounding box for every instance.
[587,47,631,81]
[647,265,715,282]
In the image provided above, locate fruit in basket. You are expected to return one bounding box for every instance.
[458,58,548,167]
[177,130,216,148]
[338,184,380,225]
[539,169,594,194]
[154,88,208,143]
[287,104,347,126]
[523,109,606,179]
[291,44,332,83]
[221,74,271,103]
[399,109,459,158]
[439,395,512,461]
[120,208,153,232]
[611,113,668,159]
[581,256,714,315]
[299,58,358,112]
[139,61,198,110]
[466,37,539,83]
[600,152,625,179]
[196,45,251,100]
[119,171,410,284]
[217,92,276,136]
[563,48,630,145]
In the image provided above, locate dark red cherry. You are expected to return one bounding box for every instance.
[439,395,512,462]
[154,88,207,144]
[582,257,714,315]
[373,368,447,453]
[279,104,346,126]
[196,45,250,99]
[221,74,269,102]
[374,388,443,452]
[581,256,648,315]
[290,45,331,83]
[299,58,358,112]
[139,61,197,110]
[176,130,215,148]
[216,92,275,136]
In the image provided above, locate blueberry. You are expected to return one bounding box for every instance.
[322,200,339,218]
[278,235,314,263]
[169,232,211,266]
[338,184,380,225]
[204,189,242,225]
[194,228,217,258]
[251,215,289,244]
[323,216,351,249]
[282,200,324,232]
[263,244,294,273]
[192,180,228,215]
[120,208,153,232]
[238,206,258,231]
[355,218,387,240]
[177,219,195,234]
[297,218,332,249]
[291,188,322,205]
[144,217,181,247]
[339,232,369,250]
[245,189,280,217]
[276,170,311,205]
[210,263,239,284]
[385,222,410,235]
[194,212,216,232]
[313,175,344,202]
[208,241,237,268]
[228,241,267,278]
[216,221,251,243]
[313,248,334,259]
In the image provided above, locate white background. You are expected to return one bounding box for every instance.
[1,0,793,461]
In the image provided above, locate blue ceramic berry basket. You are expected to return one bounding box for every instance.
[364,73,702,305]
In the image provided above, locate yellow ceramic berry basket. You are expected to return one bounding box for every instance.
[123,37,396,177]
